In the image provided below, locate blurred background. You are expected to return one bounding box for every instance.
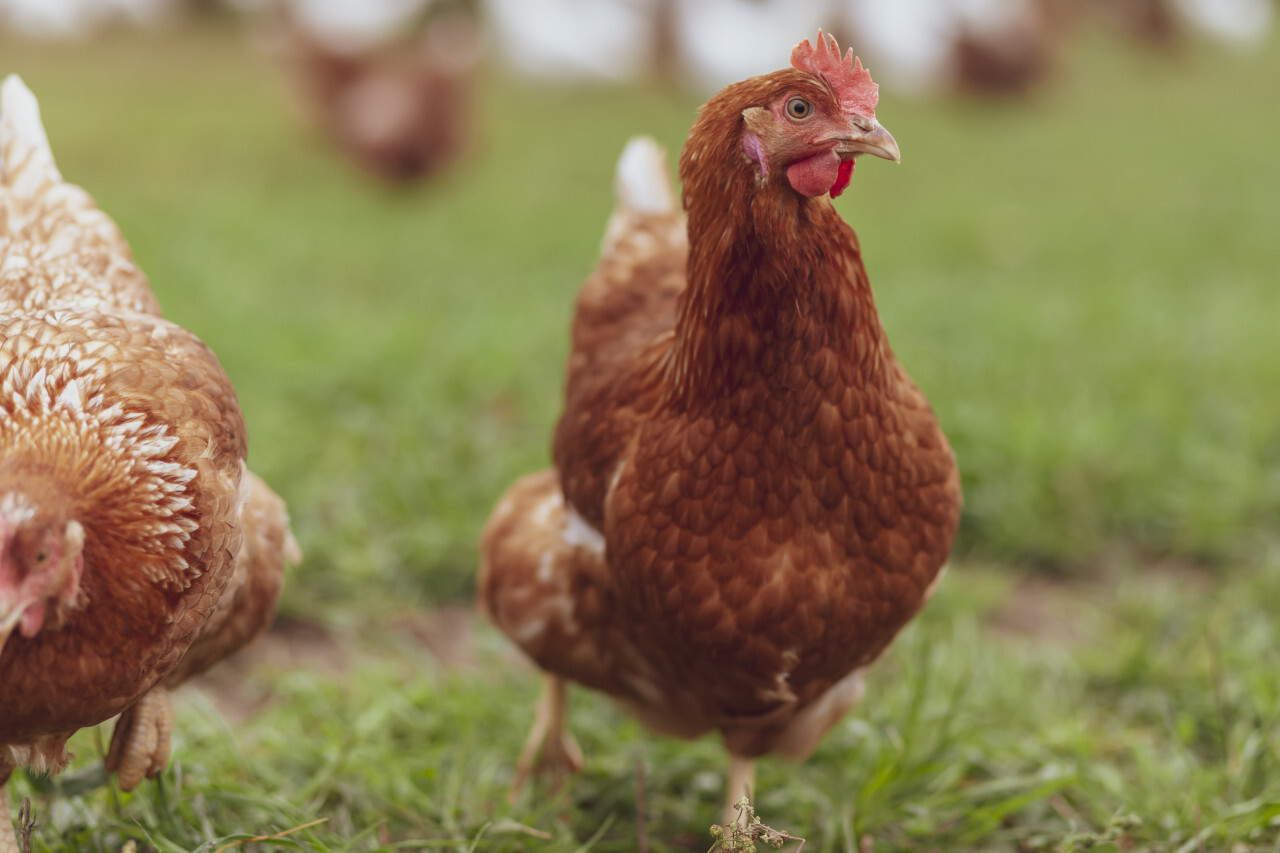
[3,1,1280,849]
[0,0,1276,615]
[1,0,1277,615]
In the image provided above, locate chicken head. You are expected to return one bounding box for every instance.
[739,30,900,200]
[0,485,85,656]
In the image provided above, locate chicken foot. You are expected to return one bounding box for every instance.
[509,675,583,799]
[105,688,174,792]
[723,754,756,827]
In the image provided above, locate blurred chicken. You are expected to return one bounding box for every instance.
[0,75,298,850]
[274,9,480,183]
[950,0,1061,96]
[1085,0,1274,49]
[480,32,961,820]
[841,0,1064,96]
[1090,0,1181,47]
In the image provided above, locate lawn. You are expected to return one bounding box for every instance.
[2,16,1279,852]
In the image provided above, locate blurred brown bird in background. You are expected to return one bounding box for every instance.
[271,5,481,184]
[950,0,1063,96]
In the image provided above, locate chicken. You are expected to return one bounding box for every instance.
[0,75,298,850]
[839,0,1065,97]
[950,0,1060,98]
[273,10,480,184]
[479,31,962,820]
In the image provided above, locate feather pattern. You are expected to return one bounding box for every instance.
[0,76,296,805]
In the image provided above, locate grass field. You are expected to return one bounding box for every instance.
[2,16,1279,852]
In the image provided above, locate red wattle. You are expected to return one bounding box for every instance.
[830,159,855,198]
[786,149,841,198]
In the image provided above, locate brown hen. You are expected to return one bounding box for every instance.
[0,75,299,850]
[479,31,962,820]
[274,12,480,184]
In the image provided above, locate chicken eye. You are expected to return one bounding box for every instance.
[785,97,812,120]
[34,550,48,564]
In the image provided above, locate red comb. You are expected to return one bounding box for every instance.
[791,29,878,118]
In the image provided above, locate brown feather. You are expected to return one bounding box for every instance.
[163,471,296,686]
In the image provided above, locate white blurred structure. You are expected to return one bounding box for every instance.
[227,0,434,51]
[479,0,1041,93]
[481,0,1274,92]
[484,0,656,82]
[478,0,1063,94]
[0,0,171,37]
[0,0,1271,80]
[673,0,837,91]
[845,0,1056,92]
[1172,0,1274,47]
[478,0,1059,95]
[840,0,956,92]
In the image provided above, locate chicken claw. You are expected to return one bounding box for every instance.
[105,689,174,792]
[509,675,583,799]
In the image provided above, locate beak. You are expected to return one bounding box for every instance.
[0,601,22,658]
[834,118,901,164]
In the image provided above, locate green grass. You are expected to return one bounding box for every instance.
[10,556,1280,851]
[1,19,1279,852]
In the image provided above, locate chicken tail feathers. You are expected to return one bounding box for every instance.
[0,75,61,197]
[601,136,677,256]
[614,136,675,216]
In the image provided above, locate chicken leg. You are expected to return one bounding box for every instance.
[105,688,174,792]
[509,675,583,799]
[724,754,756,826]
